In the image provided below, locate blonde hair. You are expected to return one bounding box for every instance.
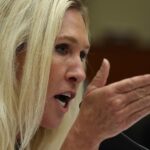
[0,0,88,149]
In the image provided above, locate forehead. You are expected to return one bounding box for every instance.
[56,9,90,49]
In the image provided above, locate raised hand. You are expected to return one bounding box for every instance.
[78,58,150,145]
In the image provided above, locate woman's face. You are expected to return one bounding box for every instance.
[17,9,90,129]
[41,9,90,129]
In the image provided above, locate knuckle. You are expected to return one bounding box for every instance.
[111,97,123,111]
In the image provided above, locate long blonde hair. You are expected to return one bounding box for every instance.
[0,0,88,149]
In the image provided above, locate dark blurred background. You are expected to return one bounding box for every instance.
[83,0,150,149]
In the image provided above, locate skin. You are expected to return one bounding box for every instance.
[41,9,90,128]
[60,10,150,150]
[16,9,90,129]
[62,60,150,150]
[16,8,150,150]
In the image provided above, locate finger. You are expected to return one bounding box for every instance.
[110,74,150,94]
[86,58,110,94]
[121,95,150,119]
[126,105,150,129]
[118,84,150,107]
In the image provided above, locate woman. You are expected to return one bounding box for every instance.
[1,0,150,149]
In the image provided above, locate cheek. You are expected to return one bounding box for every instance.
[41,101,56,128]
[41,57,66,128]
[48,57,65,83]
[41,98,64,129]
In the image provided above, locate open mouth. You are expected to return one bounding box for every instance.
[54,92,75,108]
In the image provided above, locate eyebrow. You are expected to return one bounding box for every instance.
[57,35,90,50]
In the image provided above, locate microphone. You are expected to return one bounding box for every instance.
[121,133,150,150]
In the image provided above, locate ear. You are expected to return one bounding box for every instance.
[85,58,110,95]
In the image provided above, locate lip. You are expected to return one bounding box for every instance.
[54,91,76,100]
[53,90,76,113]
[54,99,69,113]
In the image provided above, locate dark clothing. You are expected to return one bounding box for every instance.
[100,133,149,150]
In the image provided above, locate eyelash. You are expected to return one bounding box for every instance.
[55,43,87,62]
[80,51,87,62]
[55,43,69,55]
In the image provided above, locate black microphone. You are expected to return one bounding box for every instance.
[121,133,150,150]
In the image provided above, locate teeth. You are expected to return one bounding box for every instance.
[57,99,66,107]
[54,93,71,108]
[54,92,73,108]
[62,93,71,98]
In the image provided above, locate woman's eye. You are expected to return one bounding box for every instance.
[80,51,87,61]
[55,43,69,55]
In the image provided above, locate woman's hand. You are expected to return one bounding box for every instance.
[77,58,150,145]
[62,59,150,150]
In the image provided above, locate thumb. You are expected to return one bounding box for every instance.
[86,58,110,94]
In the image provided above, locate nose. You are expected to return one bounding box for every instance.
[65,58,86,84]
